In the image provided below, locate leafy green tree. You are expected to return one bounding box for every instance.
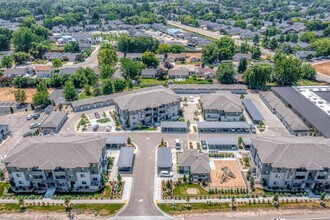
[253,35,259,45]
[269,38,278,50]
[12,27,41,53]
[97,43,118,66]
[240,42,250,53]
[216,62,235,84]
[202,43,218,64]
[157,44,170,54]
[120,58,143,79]
[14,89,27,104]
[13,52,30,64]
[102,79,114,95]
[19,16,36,28]
[142,52,159,68]
[251,46,261,60]
[216,36,235,61]
[113,79,127,92]
[301,63,316,80]
[64,42,80,53]
[243,63,272,89]
[299,32,316,43]
[273,52,302,86]
[9,107,14,114]
[100,65,115,78]
[1,55,13,68]
[63,81,78,101]
[169,44,184,53]
[37,81,48,93]
[32,90,50,108]
[324,27,330,37]
[30,42,48,59]
[52,58,63,69]
[310,38,330,57]
[0,27,11,51]
[238,57,248,74]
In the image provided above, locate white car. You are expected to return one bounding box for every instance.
[175,139,181,150]
[27,114,34,120]
[29,123,40,129]
[106,126,111,132]
[189,96,194,102]
[160,171,173,177]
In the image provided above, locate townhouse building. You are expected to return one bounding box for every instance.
[250,136,330,192]
[3,136,107,193]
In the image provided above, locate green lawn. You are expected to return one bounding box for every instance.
[0,183,10,197]
[97,118,111,123]
[297,79,326,86]
[131,126,157,131]
[0,203,124,216]
[173,78,212,84]
[52,186,111,199]
[78,91,94,100]
[139,78,167,85]
[173,183,208,197]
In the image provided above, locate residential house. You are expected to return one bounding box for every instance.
[44,52,62,61]
[141,69,157,78]
[3,136,108,193]
[168,67,189,79]
[35,65,54,78]
[61,53,81,62]
[84,24,100,32]
[185,53,202,63]
[113,86,181,128]
[3,67,34,78]
[178,150,210,182]
[232,53,252,62]
[59,67,82,76]
[126,53,143,61]
[167,53,186,62]
[295,51,316,60]
[250,136,330,192]
[194,67,215,79]
[200,94,244,121]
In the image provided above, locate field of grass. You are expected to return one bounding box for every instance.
[0,88,54,102]
[297,79,326,86]
[0,203,123,216]
[173,183,208,197]
[96,118,111,123]
[78,91,94,100]
[139,78,167,85]
[53,186,111,199]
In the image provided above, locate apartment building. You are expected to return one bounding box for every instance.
[200,94,244,121]
[113,86,181,128]
[3,136,107,193]
[250,136,330,192]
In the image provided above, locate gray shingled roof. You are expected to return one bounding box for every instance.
[161,121,187,128]
[273,87,328,135]
[168,67,189,76]
[117,147,134,168]
[4,136,106,169]
[251,136,330,170]
[41,111,67,128]
[242,99,264,121]
[113,86,180,112]
[157,147,172,168]
[178,150,210,174]
[201,94,243,112]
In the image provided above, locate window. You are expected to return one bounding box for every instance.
[82,181,86,185]
[92,178,98,181]
[18,181,23,184]
[275,174,281,178]
[273,181,277,185]
[80,174,85,178]
[16,173,21,177]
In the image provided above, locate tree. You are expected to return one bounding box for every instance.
[0,27,11,51]
[238,58,248,74]
[164,61,174,70]
[273,52,302,86]
[183,174,187,183]
[13,52,30,64]
[166,180,172,190]
[102,79,114,95]
[240,42,250,53]
[273,193,280,207]
[258,120,265,128]
[52,58,63,69]
[32,90,50,108]
[253,35,259,45]
[100,65,115,78]
[1,55,13,68]
[250,176,255,190]
[320,192,326,207]
[216,62,235,84]
[14,89,27,104]
[37,81,48,93]
[301,63,316,80]
[217,36,235,61]
[243,63,272,89]
[231,196,237,210]
[268,38,278,50]
[30,42,48,59]
[113,79,127,92]
[64,42,80,53]
[12,27,41,53]
[160,138,165,147]
[157,44,170,54]
[142,52,159,68]
[117,172,122,186]
[251,46,261,60]
[188,171,193,184]
[238,136,243,147]
[18,197,25,212]
[9,107,14,114]
[202,43,218,64]
[127,137,132,145]
[97,43,118,66]
[120,58,143,79]
[63,81,78,101]
[64,196,71,213]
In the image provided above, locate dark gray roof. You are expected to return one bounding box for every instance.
[251,136,330,170]
[4,136,106,169]
[169,84,247,91]
[197,121,250,129]
[168,67,189,76]
[106,136,126,145]
[243,138,252,145]
[242,99,264,121]
[207,138,237,145]
[273,87,330,138]
[178,150,210,174]
[117,147,134,168]
[201,94,243,112]
[41,111,67,128]
[157,147,172,168]
[161,121,187,128]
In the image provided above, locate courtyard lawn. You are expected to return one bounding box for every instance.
[173,78,212,84]
[139,78,167,85]
[173,183,208,197]
[96,118,111,123]
[52,185,111,199]
[78,91,94,100]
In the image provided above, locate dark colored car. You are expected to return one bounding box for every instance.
[94,112,100,119]
[33,113,41,119]
[93,124,99,131]
[201,140,207,149]
[23,131,33,137]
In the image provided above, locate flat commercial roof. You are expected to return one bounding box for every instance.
[117,147,134,168]
[273,87,330,138]
[197,121,250,129]
[157,147,172,168]
[207,138,237,145]
[161,121,187,128]
[242,99,264,121]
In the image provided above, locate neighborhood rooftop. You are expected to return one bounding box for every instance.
[40,111,67,128]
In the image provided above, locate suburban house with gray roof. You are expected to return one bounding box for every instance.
[3,136,108,193]
[178,150,210,182]
[250,136,330,192]
[200,94,244,121]
[141,69,157,78]
[40,111,68,134]
[168,67,190,79]
[113,86,181,128]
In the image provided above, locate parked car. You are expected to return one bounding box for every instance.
[27,114,34,120]
[94,112,100,119]
[106,126,111,132]
[93,124,99,131]
[29,123,40,129]
[201,140,207,149]
[250,125,256,133]
[175,139,181,150]
[160,170,173,177]
[23,131,33,137]
[33,113,40,119]
[189,96,194,102]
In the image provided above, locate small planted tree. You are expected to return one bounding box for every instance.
[258,120,265,128]
[127,137,132,146]
[250,176,255,191]
[183,174,187,183]
[117,172,122,186]
[320,192,326,207]
[238,136,243,148]
[9,107,14,114]
[231,196,237,210]
[18,197,25,212]
[273,193,280,208]
[160,138,165,147]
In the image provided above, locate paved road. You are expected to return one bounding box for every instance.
[167,21,274,56]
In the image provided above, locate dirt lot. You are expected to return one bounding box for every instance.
[0,87,54,102]
[210,160,246,189]
[313,61,330,76]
